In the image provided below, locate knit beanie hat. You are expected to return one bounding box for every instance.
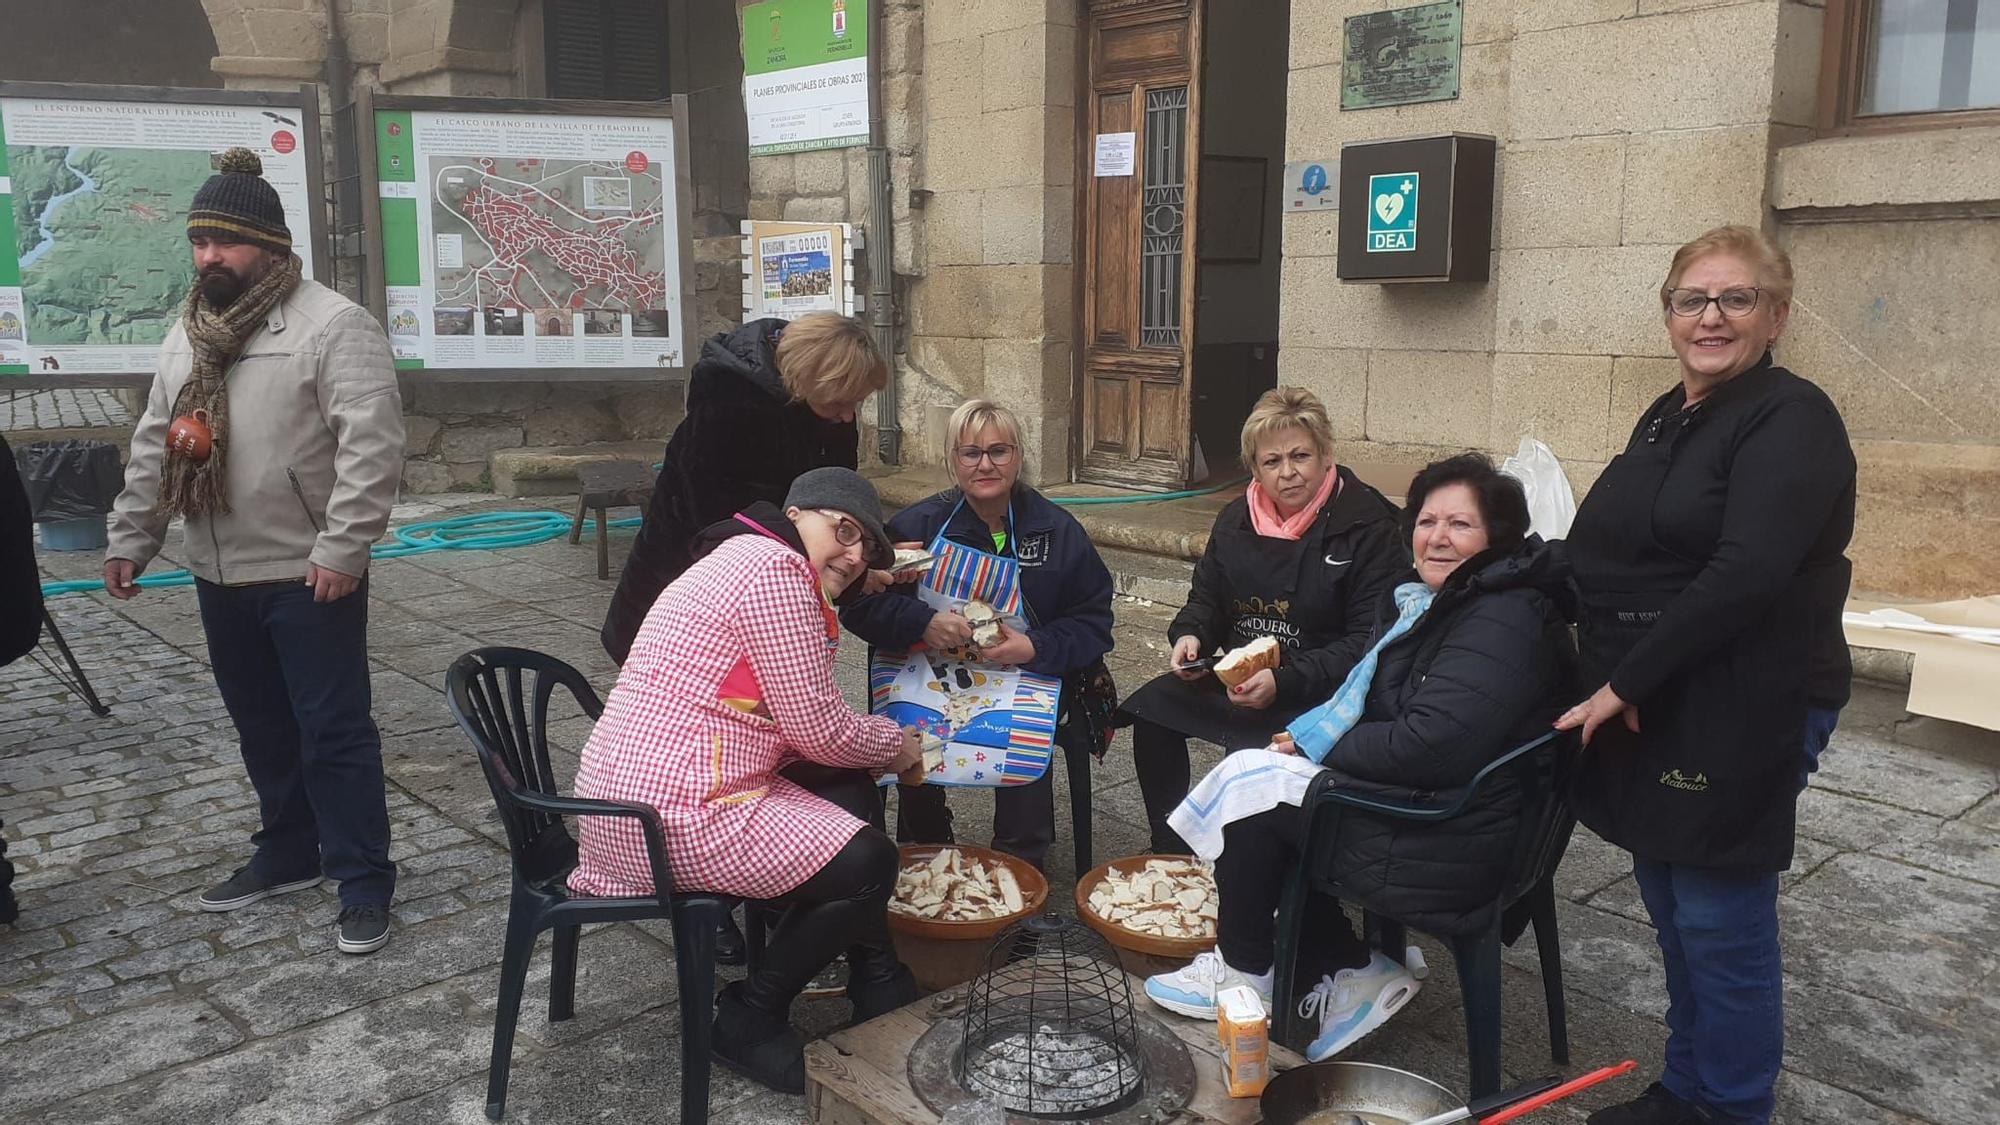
[187,147,292,253]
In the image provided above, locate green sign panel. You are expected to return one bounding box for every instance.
[1366,172,1419,253]
[742,0,871,155]
[1341,0,1463,112]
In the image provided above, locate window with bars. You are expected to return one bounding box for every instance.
[1139,86,1188,350]
[544,0,671,101]
[1818,0,2000,132]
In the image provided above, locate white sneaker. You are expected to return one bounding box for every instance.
[1298,952,1421,1062]
[1143,950,1273,1020]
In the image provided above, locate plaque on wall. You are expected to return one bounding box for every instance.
[1340,0,1463,111]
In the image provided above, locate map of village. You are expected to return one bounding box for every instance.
[430,155,668,320]
[10,145,212,345]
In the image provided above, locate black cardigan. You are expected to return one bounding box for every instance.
[1566,357,1856,870]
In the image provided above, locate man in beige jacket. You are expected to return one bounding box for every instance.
[106,148,405,955]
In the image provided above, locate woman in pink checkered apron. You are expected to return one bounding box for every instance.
[570,468,925,1095]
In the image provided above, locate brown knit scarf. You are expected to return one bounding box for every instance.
[159,254,303,518]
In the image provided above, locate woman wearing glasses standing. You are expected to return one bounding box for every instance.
[1558,226,1855,1125]
[842,399,1115,870]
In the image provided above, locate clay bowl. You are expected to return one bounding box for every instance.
[887,844,1049,991]
[1074,853,1216,975]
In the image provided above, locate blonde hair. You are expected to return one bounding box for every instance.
[1239,386,1335,470]
[945,398,1025,473]
[1662,225,1795,307]
[775,313,889,407]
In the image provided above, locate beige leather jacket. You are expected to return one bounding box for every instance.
[108,280,405,585]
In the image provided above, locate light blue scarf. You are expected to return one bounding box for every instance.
[1286,581,1436,763]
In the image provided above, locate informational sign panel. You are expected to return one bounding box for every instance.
[1366,172,1419,252]
[1094,132,1136,177]
[1284,159,1340,213]
[0,83,323,382]
[743,0,871,156]
[362,94,693,376]
[742,219,857,319]
[1341,1,1464,111]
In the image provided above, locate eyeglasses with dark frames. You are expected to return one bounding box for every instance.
[1664,287,1762,318]
[814,510,864,547]
[955,443,1019,468]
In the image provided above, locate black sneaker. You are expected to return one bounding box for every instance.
[1587,1082,1703,1125]
[198,865,322,912]
[337,904,392,955]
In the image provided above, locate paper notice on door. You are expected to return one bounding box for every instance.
[1094,131,1136,177]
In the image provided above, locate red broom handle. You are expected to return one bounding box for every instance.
[1479,1060,1639,1125]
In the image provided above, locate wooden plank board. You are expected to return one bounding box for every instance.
[805,973,1305,1124]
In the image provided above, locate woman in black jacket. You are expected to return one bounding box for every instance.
[1558,227,1854,1125]
[1117,387,1406,853]
[601,313,888,665]
[1144,454,1575,1066]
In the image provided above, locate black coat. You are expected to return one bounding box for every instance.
[1,435,43,667]
[1313,539,1578,936]
[839,483,1115,681]
[602,319,857,664]
[1117,466,1406,747]
[1565,357,1855,871]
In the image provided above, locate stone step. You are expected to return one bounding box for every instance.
[487,441,661,498]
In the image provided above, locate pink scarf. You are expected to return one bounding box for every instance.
[1246,470,1340,541]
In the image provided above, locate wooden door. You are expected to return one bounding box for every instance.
[1076,0,1202,490]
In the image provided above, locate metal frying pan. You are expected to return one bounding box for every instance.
[1260,1063,1570,1125]
[1258,1062,1461,1125]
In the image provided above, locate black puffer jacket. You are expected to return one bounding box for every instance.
[1312,538,1577,936]
[602,319,857,664]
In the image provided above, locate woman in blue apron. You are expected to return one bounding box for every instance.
[841,399,1115,870]
[1558,227,1854,1125]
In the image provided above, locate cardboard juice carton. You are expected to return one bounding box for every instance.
[1215,984,1270,1097]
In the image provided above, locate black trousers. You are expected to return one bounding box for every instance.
[1131,719,1196,855]
[1215,805,1369,977]
[0,813,16,925]
[739,763,904,1015]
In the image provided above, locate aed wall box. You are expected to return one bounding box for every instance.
[1337,133,1496,283]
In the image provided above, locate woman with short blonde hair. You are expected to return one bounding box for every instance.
[775,312,890,408]
[843,398,1115,870]
[1238,386,1334,470]
[1114,386,1408,854]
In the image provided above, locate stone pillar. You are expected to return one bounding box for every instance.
[905,2,1076,480]
[201,0,329,89]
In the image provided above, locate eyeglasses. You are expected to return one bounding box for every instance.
[1664,287,1762,318]
[814,510,864,547]
[955,443,1018,468]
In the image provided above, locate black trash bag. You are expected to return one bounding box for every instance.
[16,440,124,521]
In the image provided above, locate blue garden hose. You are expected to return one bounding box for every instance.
[37,509,642,598]
[38,477,1246,598]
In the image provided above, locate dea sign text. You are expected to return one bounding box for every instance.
[1366,172,1418,253]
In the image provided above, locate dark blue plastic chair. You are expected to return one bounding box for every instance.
[1272,730,1576,1098]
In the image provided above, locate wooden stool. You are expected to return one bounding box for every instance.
[569,460,656,579]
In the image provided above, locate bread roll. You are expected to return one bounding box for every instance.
[1214,635,1279,688]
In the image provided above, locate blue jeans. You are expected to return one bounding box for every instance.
[1633,708,1839,1124]
[195,578,396,907]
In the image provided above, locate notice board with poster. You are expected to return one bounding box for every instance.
[0,82,328,388]
[355,91,695,380]
[742,0,871,155]
[741,220,860,320]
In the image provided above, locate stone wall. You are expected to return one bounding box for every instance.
[1277,0,2000,599]
[899,1,1077,480]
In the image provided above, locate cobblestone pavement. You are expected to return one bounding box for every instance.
[3,496,1996,1124]
[0,388,134,431]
